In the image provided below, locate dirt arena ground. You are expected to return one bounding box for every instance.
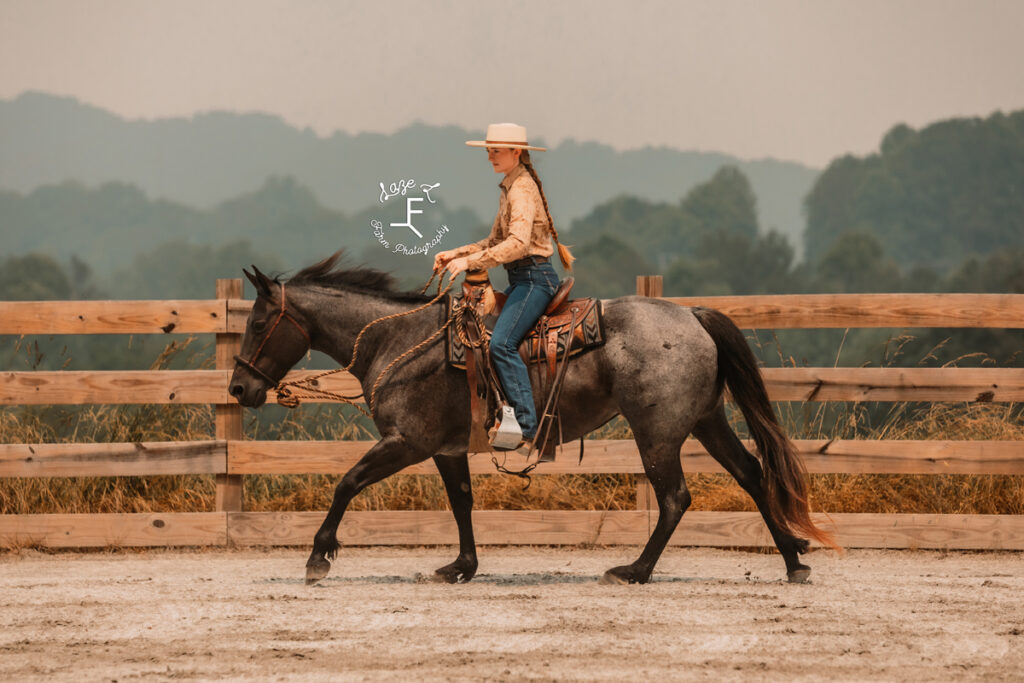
[1,546,1022,682]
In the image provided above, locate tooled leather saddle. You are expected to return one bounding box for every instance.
[446,270,606,457]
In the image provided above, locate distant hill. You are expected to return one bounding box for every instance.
[0,177,480,280]
[803,111,1024,271]
[0,92,819,254]
[0,164,791,302]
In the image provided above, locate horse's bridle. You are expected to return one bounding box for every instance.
[233,281,310,387]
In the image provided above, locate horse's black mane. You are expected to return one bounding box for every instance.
[284,250,435,303]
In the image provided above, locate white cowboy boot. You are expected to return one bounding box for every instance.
[488,404,523,450]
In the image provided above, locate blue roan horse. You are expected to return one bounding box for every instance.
[229,253,836,585]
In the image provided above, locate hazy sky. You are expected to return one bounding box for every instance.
[2,0,1022,167]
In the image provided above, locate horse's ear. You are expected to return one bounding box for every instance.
[246,266,272,296]
[243,268,260,290]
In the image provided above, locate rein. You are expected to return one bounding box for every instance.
[237,271,459,419]
[235,268,553,484]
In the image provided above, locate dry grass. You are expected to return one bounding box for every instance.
[242,410,640,512]
[3,402,1020,516]
[803,402,1024,515]
[0,400,219,515]
[1,338,1021,516]
[0,338,219,514]
[243,473,639,512]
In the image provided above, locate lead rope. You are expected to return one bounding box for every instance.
[274,271,457,418]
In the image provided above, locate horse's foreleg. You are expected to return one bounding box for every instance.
[306,434,430,584]
[431,453,478,583]
[602,437,691,585]
[693,405,811,582]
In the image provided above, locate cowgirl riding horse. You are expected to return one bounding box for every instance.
[434,122,574,463]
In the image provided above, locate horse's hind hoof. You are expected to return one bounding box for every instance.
[432,562,476,584]
[787,565,811,584]
[599,572,627,585]
[600,565,644,585]
[305,558,332,585]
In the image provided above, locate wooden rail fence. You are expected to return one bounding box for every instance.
[1,279,1022,550]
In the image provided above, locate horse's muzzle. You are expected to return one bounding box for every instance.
[229,380,268,408]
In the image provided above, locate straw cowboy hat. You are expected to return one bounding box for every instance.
[466,122,547,151]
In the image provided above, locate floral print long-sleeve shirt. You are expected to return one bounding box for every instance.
[449,162,554,271]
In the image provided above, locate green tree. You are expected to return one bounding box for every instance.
[0,253,71,300]
[570,165,761,271]
[813,231,903,293]
[569,233,655,298]
[804,111,1024,271]
[681,165,758,239]
[946,247,1024,294]
[112,240,284,299]
[663,230,798,296]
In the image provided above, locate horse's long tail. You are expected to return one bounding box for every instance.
[692,307,839,551]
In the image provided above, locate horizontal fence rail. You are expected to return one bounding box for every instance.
[0,300,232,335]
[3,367,1023,405]
[4,293,1024,335]
[0,280,1021,552]
[2,439,1021,479]
[2,511,1022,551]
[0,441,226,477]
[665,293,1024,329]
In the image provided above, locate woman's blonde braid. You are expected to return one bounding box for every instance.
[521,154,575,270]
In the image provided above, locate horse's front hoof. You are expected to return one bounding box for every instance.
[599,571,627,585]
[787,565,811,584]
[431,558,478,584]
[431,568,463,584]
[600,565,646,585]
[430,570,459,584]
[305,558,332,585]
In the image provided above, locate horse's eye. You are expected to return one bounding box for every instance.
[252,320,267,333]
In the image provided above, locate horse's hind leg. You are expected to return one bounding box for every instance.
[601,436,691,585]
[692,404,811,582]
[431,453,478,583]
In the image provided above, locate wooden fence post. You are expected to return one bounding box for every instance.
[636,275,663,299]
[215,278,244,515]
[635,276,662,514]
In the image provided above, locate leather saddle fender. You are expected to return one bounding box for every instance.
[449,270,607,456]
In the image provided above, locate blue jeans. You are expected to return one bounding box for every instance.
[489,259,559,440]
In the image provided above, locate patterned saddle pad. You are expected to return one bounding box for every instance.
[445,293,606,369]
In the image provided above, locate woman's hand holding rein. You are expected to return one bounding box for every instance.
[433,249,456,273]
[444,256,470,277]
[433,249,469,277]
